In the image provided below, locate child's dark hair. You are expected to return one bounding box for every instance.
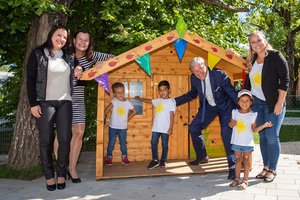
[112,82,124,93]
[158,80,170,89]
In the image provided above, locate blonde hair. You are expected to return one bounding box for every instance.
[246,30,273,73]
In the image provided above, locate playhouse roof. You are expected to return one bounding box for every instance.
[81,29,246,80]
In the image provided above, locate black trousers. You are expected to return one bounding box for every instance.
[36,100,72,179]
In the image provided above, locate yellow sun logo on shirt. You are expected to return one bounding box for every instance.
[117,106,126,116]
[236,119,247,134]
[156,103,165,114]
[251,73,261,89]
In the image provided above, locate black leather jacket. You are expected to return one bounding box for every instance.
[244,50,289,113]
[27,47,75,107]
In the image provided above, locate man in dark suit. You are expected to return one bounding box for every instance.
[175,57,238,180]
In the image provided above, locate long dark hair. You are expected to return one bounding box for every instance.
[71,29,94,61]
[40,24,70,58]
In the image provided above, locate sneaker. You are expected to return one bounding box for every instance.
[159,160,166,167]
[121,157,130,165]
[188,158,209,165]
[105,157,112,165]
[147,160,159,169]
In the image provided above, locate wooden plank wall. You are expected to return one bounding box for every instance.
[96,86,105,179]
[99,43,235,164]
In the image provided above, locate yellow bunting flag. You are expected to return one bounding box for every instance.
[207,52,221,70]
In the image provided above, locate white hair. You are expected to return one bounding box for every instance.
[189,57,205,69]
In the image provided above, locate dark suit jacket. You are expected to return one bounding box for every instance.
[244,50,289,113]
[175,68,238,112]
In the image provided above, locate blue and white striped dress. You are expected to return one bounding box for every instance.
[72,51,113,124]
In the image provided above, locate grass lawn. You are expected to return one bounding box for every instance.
[285,112,300,117]
[241,125,300,145]
[255,125,300,143]
[280,125,300,142]
[0,164,43,180]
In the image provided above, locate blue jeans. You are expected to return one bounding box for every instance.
[107,127,127,158]
[151,132,169,161]
[252,96,286,171]
[231,144,254,152]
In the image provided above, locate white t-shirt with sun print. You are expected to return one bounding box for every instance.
[249,61,266,101]
[152,98,176,134]
[109,97,134,129]
[230,109,258,147]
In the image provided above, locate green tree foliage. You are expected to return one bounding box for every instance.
[244,0,300,94]
[245,0,300,52]
[5,0,298,152]
[67,0,248,142]
[0,0,70,127]
[97,0,247,52]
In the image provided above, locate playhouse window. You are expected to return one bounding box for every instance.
[122,82,143,115]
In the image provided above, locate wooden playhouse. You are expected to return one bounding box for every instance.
[81,29,246,180]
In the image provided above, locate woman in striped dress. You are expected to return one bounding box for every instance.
[68,29,113,182]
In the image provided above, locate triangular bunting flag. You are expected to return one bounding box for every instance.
[94,73,110,93]
[176,17,187,38]
[135,53,152,76]
[208,52,221,70]
[174,39,187,62]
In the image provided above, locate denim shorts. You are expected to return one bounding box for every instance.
[231,144,254,152]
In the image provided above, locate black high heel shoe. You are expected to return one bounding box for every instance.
[46,183,56,191]
[46,179,56,191]
[67,170,81,183]
[57,176,66,190]
[57,182,66,190]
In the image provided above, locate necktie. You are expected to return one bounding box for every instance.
[201,80,206,123]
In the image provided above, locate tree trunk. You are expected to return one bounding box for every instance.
[285,32,295,95]
[8,3,72,168]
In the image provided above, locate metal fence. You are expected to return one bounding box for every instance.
[284,95,300,125]
[0,119,13,154]
[0,95,299,154]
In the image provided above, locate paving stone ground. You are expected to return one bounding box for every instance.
[1,142,300,200]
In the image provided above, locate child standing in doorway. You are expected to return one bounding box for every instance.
[135,80,176,169]
[104,82,137,165]
[229,89,273,190]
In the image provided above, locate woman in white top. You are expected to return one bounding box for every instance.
[27,25,81,191]
[244,30,289,183]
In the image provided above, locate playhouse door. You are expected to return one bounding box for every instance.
[153,75,189,159]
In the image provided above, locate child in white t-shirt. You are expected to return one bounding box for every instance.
[228,89,272,190]
[135,80,176,169]
[104,82,136,165]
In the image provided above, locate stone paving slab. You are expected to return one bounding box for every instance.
[0,142,300,200]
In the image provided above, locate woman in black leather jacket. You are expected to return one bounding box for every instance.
[244,30,289,183]
[27,25,81,191]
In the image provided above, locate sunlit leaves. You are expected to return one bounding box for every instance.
[97,0,247,53]
[244,0,300,55]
